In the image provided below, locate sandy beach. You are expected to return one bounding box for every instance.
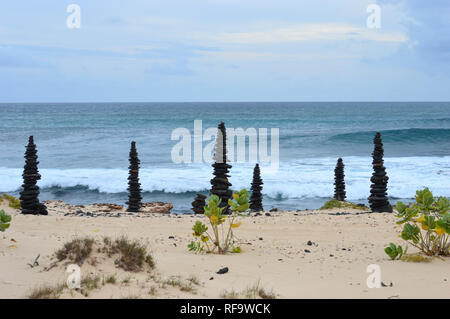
[1,200,448,299]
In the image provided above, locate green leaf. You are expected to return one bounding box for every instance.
[401,223,420,243]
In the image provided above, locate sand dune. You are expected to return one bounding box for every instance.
[0,201,449,299]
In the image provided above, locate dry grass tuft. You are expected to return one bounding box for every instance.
[54,236,155,272]
[103,236,155,272]
[401,253,433,263]
[320,200,366,210]
[55,237,94,265]
[28,283,65,299]
[221,281,277,299]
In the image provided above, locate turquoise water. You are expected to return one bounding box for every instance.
[0,102,449,212]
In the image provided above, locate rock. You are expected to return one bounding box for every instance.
[19,136,47,215]
[265,213,271,216]
[140,202,173,214]
[304,249,311,253]
[269,208,278,212]
[307,240,313,246]
[259,237,263,240]
[168,236,175,239]
[126,141,142,212]
[210,122,233,214]
[216,267,229,274]
[334,158,346,201]
[209,277,214,280]
[191,194,207,214]
[368,133,393,213]
[249,164,264,212]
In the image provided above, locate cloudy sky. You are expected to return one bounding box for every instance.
[0,0,449,102]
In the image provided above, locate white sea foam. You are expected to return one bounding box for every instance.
[1,156,449,200]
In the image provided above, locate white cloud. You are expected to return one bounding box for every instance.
[193,23,409,44]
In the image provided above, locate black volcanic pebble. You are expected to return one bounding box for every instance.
[307,240,313,246]
[304,249,311,253]
[269,208,278,212]
[216,267,229,274]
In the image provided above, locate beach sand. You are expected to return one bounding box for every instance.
[0,200,449,299]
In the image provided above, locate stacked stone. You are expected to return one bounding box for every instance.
[191,194,207,214]
[333,158,346,201]
[368,132,393,213]
[210,122,232,213]
[249,163,264,212]
[126,141,142,212]
[20,136,47,215]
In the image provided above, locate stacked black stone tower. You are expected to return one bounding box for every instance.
[249,163,264,212]
[20,136,47,215]
[368,132,393,213]
[210,122,232,213]
[191,194,207,214]
[126,141,142,212]
[333,158,346,201]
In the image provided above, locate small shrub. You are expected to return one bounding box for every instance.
[395,188,450,256]
[104,274,117,284]
[0,209,12,232]
[55,237,94,265]
[188,189,249,254]
[1,194,20,209]
[320,200,366,210]
[81,275,100,290]
[105,236,155,272]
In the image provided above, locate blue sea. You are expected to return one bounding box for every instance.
[0,102,449,213]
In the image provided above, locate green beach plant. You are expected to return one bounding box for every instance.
[1,194,21,209]
[188,189,249,254]
[384,243,407,260]
[390,188,450,257]
[319,199,366,210]
[0,209,12,232]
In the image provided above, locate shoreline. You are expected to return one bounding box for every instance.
[1,200,449,299]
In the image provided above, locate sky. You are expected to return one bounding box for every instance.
[0,0,449,102]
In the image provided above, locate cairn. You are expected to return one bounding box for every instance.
[210,122,232,213]
[333,158,346,201]
[249,163,264,211]
[191,194,207,214]
[20,136,47,215]
[126,141,142,212]
[368,132,393,213]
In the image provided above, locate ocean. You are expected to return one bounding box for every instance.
[1,102,449,213]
